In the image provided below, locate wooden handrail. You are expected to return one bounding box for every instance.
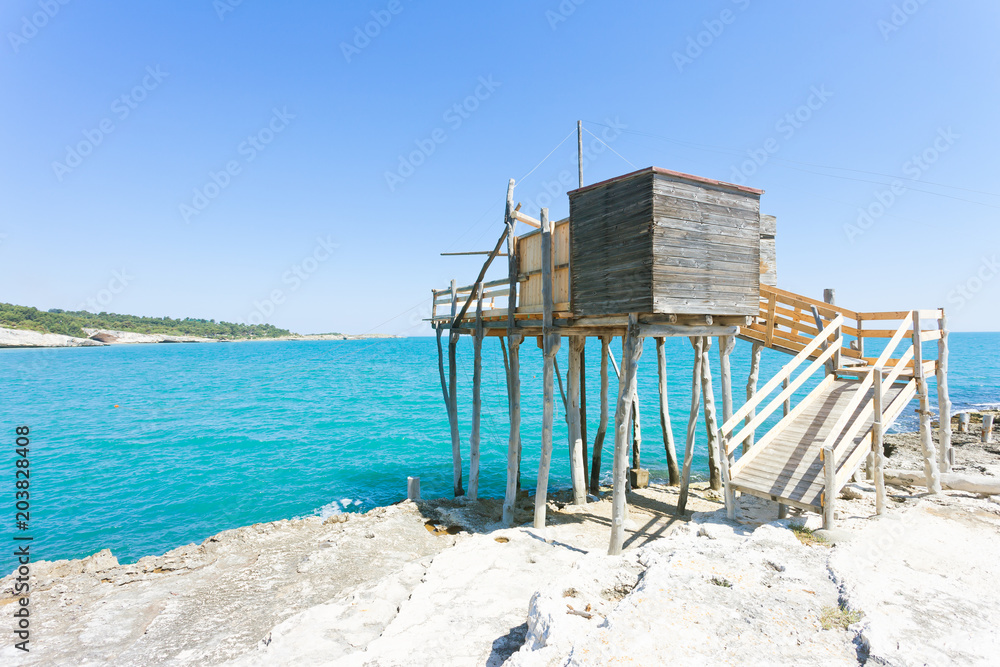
[451,226,510,328]
[722,314,844,435]
[725,339,840,454]
[835,377,917,488]
[872,314,913,369]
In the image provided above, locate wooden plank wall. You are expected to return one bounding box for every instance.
[569,171,655,317]
[518,220,570,312]
[760,214,777,287]
[650,173,761,315]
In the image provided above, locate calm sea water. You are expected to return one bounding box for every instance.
[1,333,997,564]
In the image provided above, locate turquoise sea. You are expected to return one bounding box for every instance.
[1,334,997,564]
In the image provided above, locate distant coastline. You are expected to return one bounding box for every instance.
[0,327,401,348]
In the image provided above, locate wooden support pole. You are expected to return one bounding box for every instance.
[873,367,886,515]
[534,207,560,527]
[719,335,735,425]
[958,412,970,434]
[631,385,642,470]
[782,377,791,417]
[912,311,942,494]
[577,120,584,188]
[701,337,722,491]
[502,178,521,526]
[580,345,588,487]
[503,336,522,526]
[535,336,557,528]
[937,311,953,471]
[609,315,642,556]
[676,337,704,516]
[407,476,420,501]
[448,280,463,497]
[744,342,762,454]
[590,336,611,495]
[821,446,836,529]
[656,337,680,485]
[468,284,483,500]
[568,336,587,505]
[983,415,995,444]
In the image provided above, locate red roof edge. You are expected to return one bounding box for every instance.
[566,166,765,197]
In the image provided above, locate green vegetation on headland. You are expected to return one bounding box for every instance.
[0,303,293,339]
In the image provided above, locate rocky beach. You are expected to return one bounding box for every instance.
[4,418,1000,666]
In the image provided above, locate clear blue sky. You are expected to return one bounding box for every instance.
[2,1,998,333]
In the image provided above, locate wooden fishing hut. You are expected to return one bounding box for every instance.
[432,165,952,556]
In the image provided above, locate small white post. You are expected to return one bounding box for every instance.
[958,412,970,434]
[983,414,995,444]
[407,476,421,501]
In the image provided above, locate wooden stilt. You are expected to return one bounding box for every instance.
[448,280,463,496]
[677,337,703,516]
[701,337,722,492]
[568,336,587,505]
[781,377,791,417]
[873,367,886,515]
[436,326,450,419]
[912,311,942,494]
[590,335,610,495]
[656,337,680,485]
[937,311,953,471]
[631,387,642,470]
[534,207,560,527]
[609,314,642,556]
[535,335,557,528]
[580,345,588,485]
[503,335,522,526]
[744,342,762,454]
[500,336,522,493]
[719,335,735,426]
[821,446,836,529]
[468,284,483,500]
[501,178,521,526]
[983,415,995,444]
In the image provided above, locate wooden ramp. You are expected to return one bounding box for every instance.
[729,378,915,511]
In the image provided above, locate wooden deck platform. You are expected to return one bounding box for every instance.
[729,377,916,511]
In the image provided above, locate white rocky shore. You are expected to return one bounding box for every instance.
[0,327,401,348]
[4,473,1000,666]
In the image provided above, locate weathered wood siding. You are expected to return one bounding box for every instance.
[569,170,654,317]
[760,214,777,287]
[650,172,760,315]
[569,167,762,318]
[518,220,570,312]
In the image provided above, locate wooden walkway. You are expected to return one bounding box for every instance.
[729,377,916,512]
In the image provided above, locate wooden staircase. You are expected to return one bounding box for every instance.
[717,289,944,526]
